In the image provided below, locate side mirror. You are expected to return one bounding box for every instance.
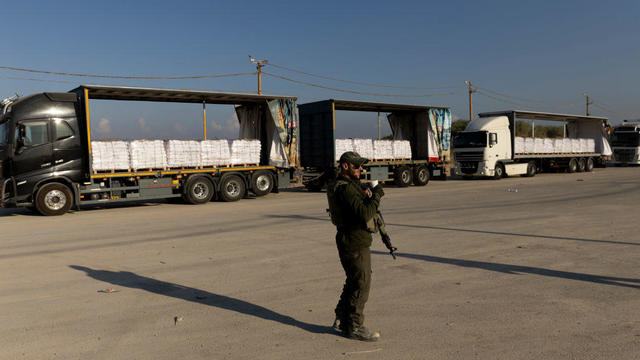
[489,133,498,146]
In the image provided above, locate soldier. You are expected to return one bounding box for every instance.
[327,151,384,341]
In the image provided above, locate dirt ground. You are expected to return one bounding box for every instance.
[0,167,638,359]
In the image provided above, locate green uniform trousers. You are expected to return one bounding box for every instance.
[334,231,372,330]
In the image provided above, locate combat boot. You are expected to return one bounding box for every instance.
[344,326,380,342]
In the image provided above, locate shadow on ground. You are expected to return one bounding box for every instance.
[265,214,638,247]
[372,250,640,289]
[70,265,334,335]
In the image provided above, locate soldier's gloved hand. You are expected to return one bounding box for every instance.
[372,183,384,201]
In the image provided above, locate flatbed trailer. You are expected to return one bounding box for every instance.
[0,85,299,215]
[298,99,451,190]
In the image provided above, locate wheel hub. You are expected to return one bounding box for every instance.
[192,183,209,199]
[256,175,270,191]
[226,182,240,196]
[45,190,66,210]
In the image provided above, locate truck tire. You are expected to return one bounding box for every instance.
[567,158,578,173]
[585,157,594,172]
[183,176,214,204]
[522,161,536,177]
[394,166,412,187]
[413,165,430,186]
[251,171,273,196]
[220,175,245,202]
[577,158,586,172]
[493,163,505,180]
[35,183,73,216]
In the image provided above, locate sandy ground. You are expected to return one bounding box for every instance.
[0,167,638,360]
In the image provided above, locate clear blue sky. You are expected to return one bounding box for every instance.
[3,0,639,139]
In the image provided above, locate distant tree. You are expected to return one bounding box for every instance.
[515,120,532,137]
[381,134,393,140]
[451,120,470,132]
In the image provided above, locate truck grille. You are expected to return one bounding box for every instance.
[455,151,484,161]
[614,149,638,162]
[458,161,479,174]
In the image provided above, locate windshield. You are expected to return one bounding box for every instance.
[611,131,640,147]
[454,131,487,148]
[0,119,8,147]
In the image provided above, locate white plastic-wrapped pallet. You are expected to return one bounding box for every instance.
[230,139,261,165]
[91,141,107,170]
[543,138,554,153]
[373,140,394,160]
[335,139,354,162]
[571,138,581,153]
[201,139,231,166]
[524,138,535,153]
[165,140,201,168]
[91,141,130,171]
[393,140,412,159]
[534,138,544,153]
[514,137,525,153]
[585,138,595,153]
[130,140,167,169]
[353,138,374,160]
[579,138,591,153]
[562,138,572,153]
[553,138,563,153]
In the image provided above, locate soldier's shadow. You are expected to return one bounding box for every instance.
[69,265,333,335]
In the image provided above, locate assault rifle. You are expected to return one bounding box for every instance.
[362,182,398,259]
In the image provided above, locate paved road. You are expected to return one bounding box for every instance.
[1,167,638,360]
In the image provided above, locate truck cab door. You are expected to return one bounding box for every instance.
[12,119,53,185]
[52,117,83,180]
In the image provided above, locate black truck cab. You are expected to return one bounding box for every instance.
[0,92,84,210]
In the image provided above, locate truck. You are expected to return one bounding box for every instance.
[0,85,300,215]
[454,110,612,179]
[610,120,640,165]
[298,99,451,190]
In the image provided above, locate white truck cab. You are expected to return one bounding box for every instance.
[454,115,527,178]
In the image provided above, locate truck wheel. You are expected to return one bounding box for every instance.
[35,183,73,216]
[493,163,505,180]
[567,158,578,173]
[522,161,536,177]
[585,157,594,172]
[251,171,273,196]
[413,165,430,186]
[184,176,214,204]
[394,166,413,187]
[577,158,586,172]
[220,175,245,202]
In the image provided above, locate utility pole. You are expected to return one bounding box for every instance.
[583,93,593,116]
[464,81,475,121]
[249,56,268,95]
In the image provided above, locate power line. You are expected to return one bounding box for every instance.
[475,85,580,109]
[592,103,634,120]
[475,90,553,109]
[267,62,462,90]
[263,71,466,98]
[0,65,256,80]
[0,74,78,84]
[475,89,580,111]
[475,86,550,104]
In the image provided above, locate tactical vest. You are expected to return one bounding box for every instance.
[327,179,378,233]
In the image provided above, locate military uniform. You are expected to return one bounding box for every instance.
[327,153,384,340]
